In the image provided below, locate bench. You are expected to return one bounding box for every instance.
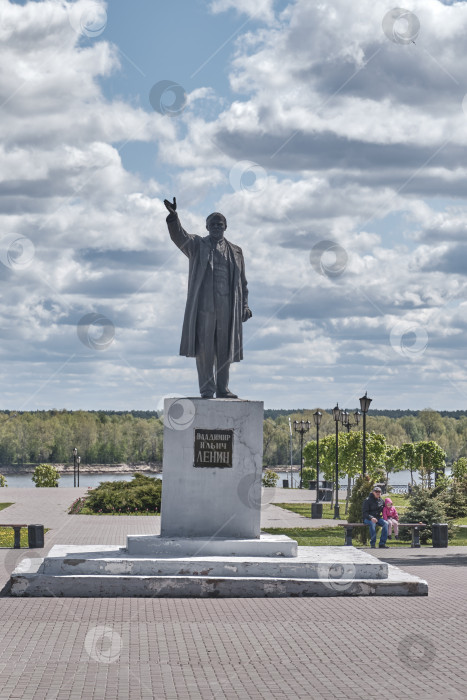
[0,524,27,549]
[339,522,426,548]
[0,524,45,549]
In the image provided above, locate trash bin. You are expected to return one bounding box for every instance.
[319,488,332,502]
[311,503,323,519]
[309,480,317,490]
[28,524,45,548]
[282,479,289,488]
[432,523,448,548]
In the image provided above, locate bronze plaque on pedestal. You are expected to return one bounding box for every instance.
[194,429,234,468]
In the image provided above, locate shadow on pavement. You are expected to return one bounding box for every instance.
[377,554,467,567]
[0,579,12,596]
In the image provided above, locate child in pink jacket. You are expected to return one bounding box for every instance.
[383,497,399,539]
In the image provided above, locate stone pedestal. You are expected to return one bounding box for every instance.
[10,546,428,597]
[8,396,429,598]
[160,398,263,539]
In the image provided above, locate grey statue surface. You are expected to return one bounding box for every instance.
[164,197,252,399]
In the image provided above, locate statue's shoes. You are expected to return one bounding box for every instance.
[216,390,238,399]
[201,392,214,399]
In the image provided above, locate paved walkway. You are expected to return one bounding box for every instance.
[0,489,466,699]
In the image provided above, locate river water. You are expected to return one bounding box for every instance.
[274,469,451,490]
[1,472,162,488]
[1,468,450,489]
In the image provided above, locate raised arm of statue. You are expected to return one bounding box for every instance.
[163,196,177,215]
[164,196,195,258]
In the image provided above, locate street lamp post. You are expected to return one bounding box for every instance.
[293,420,310,489]
[73,447,77,488]
[288,417,293,488]
[342,410,361,508]
[359,392,372,476]
[77,456,81,487]
[332,403,341,519]
[342,410,361,433]
[311,411,322,519]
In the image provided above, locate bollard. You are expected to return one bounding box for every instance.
[13,526,22,549]
[311,502,323,519]
[432,523,448,548]
[282,479,289,488]
[28,524,45,548]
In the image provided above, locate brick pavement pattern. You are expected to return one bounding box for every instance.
[0,489,466,699]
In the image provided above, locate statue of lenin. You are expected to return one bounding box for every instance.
[164,197,252,399]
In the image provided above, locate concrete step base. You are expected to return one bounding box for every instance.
[9,546,428,597]
[39,544,388,579]
[10,564,427,597]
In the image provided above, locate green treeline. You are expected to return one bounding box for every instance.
[0,408,466,468]
[0,410,164,466]
[263,409,467,466]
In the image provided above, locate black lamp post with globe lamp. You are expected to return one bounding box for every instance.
[359,392,372,476]
[311,411,322,519]
[332,404,342,519]
[73,447,78,488]
[341,409,361,434]
[340,409,348,431]
[294,420,310,489]
[341,410,361,512]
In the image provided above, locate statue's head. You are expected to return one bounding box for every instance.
[206,212,227,240]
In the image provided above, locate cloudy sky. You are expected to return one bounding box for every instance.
[1,0,467,411]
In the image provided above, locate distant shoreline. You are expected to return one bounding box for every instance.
[0,464,299,475]
[0,463,162,475]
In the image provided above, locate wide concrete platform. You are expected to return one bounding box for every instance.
[10,544,427,597]
[32,542,387,578]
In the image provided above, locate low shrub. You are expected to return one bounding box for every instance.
[301,467,316,489]
[80,473,162,514]
[451,457,467,480]
[399,485,454,544]
[0,474,7,487]
[438,479,467,520]
[262,469,279,487]
[32,464,60,487]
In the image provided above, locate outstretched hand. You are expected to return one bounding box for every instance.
[164,197,177,214]
[242,307,252,322]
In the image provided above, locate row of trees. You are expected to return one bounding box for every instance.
[302,431,449,488]
[0,411,164,466]
[264,409,467,466]
[0,408,466,470]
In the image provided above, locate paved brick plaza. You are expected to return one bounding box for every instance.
[0,488,466,700]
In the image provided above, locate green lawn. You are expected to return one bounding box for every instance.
[274,502,345,519]
[263,526,467,547]
[1,505,48,547]
[274,498,410,520]
[275,500,466,528]
[0,526,50,548]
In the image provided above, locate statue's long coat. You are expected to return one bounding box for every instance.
[166,213,249,362]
